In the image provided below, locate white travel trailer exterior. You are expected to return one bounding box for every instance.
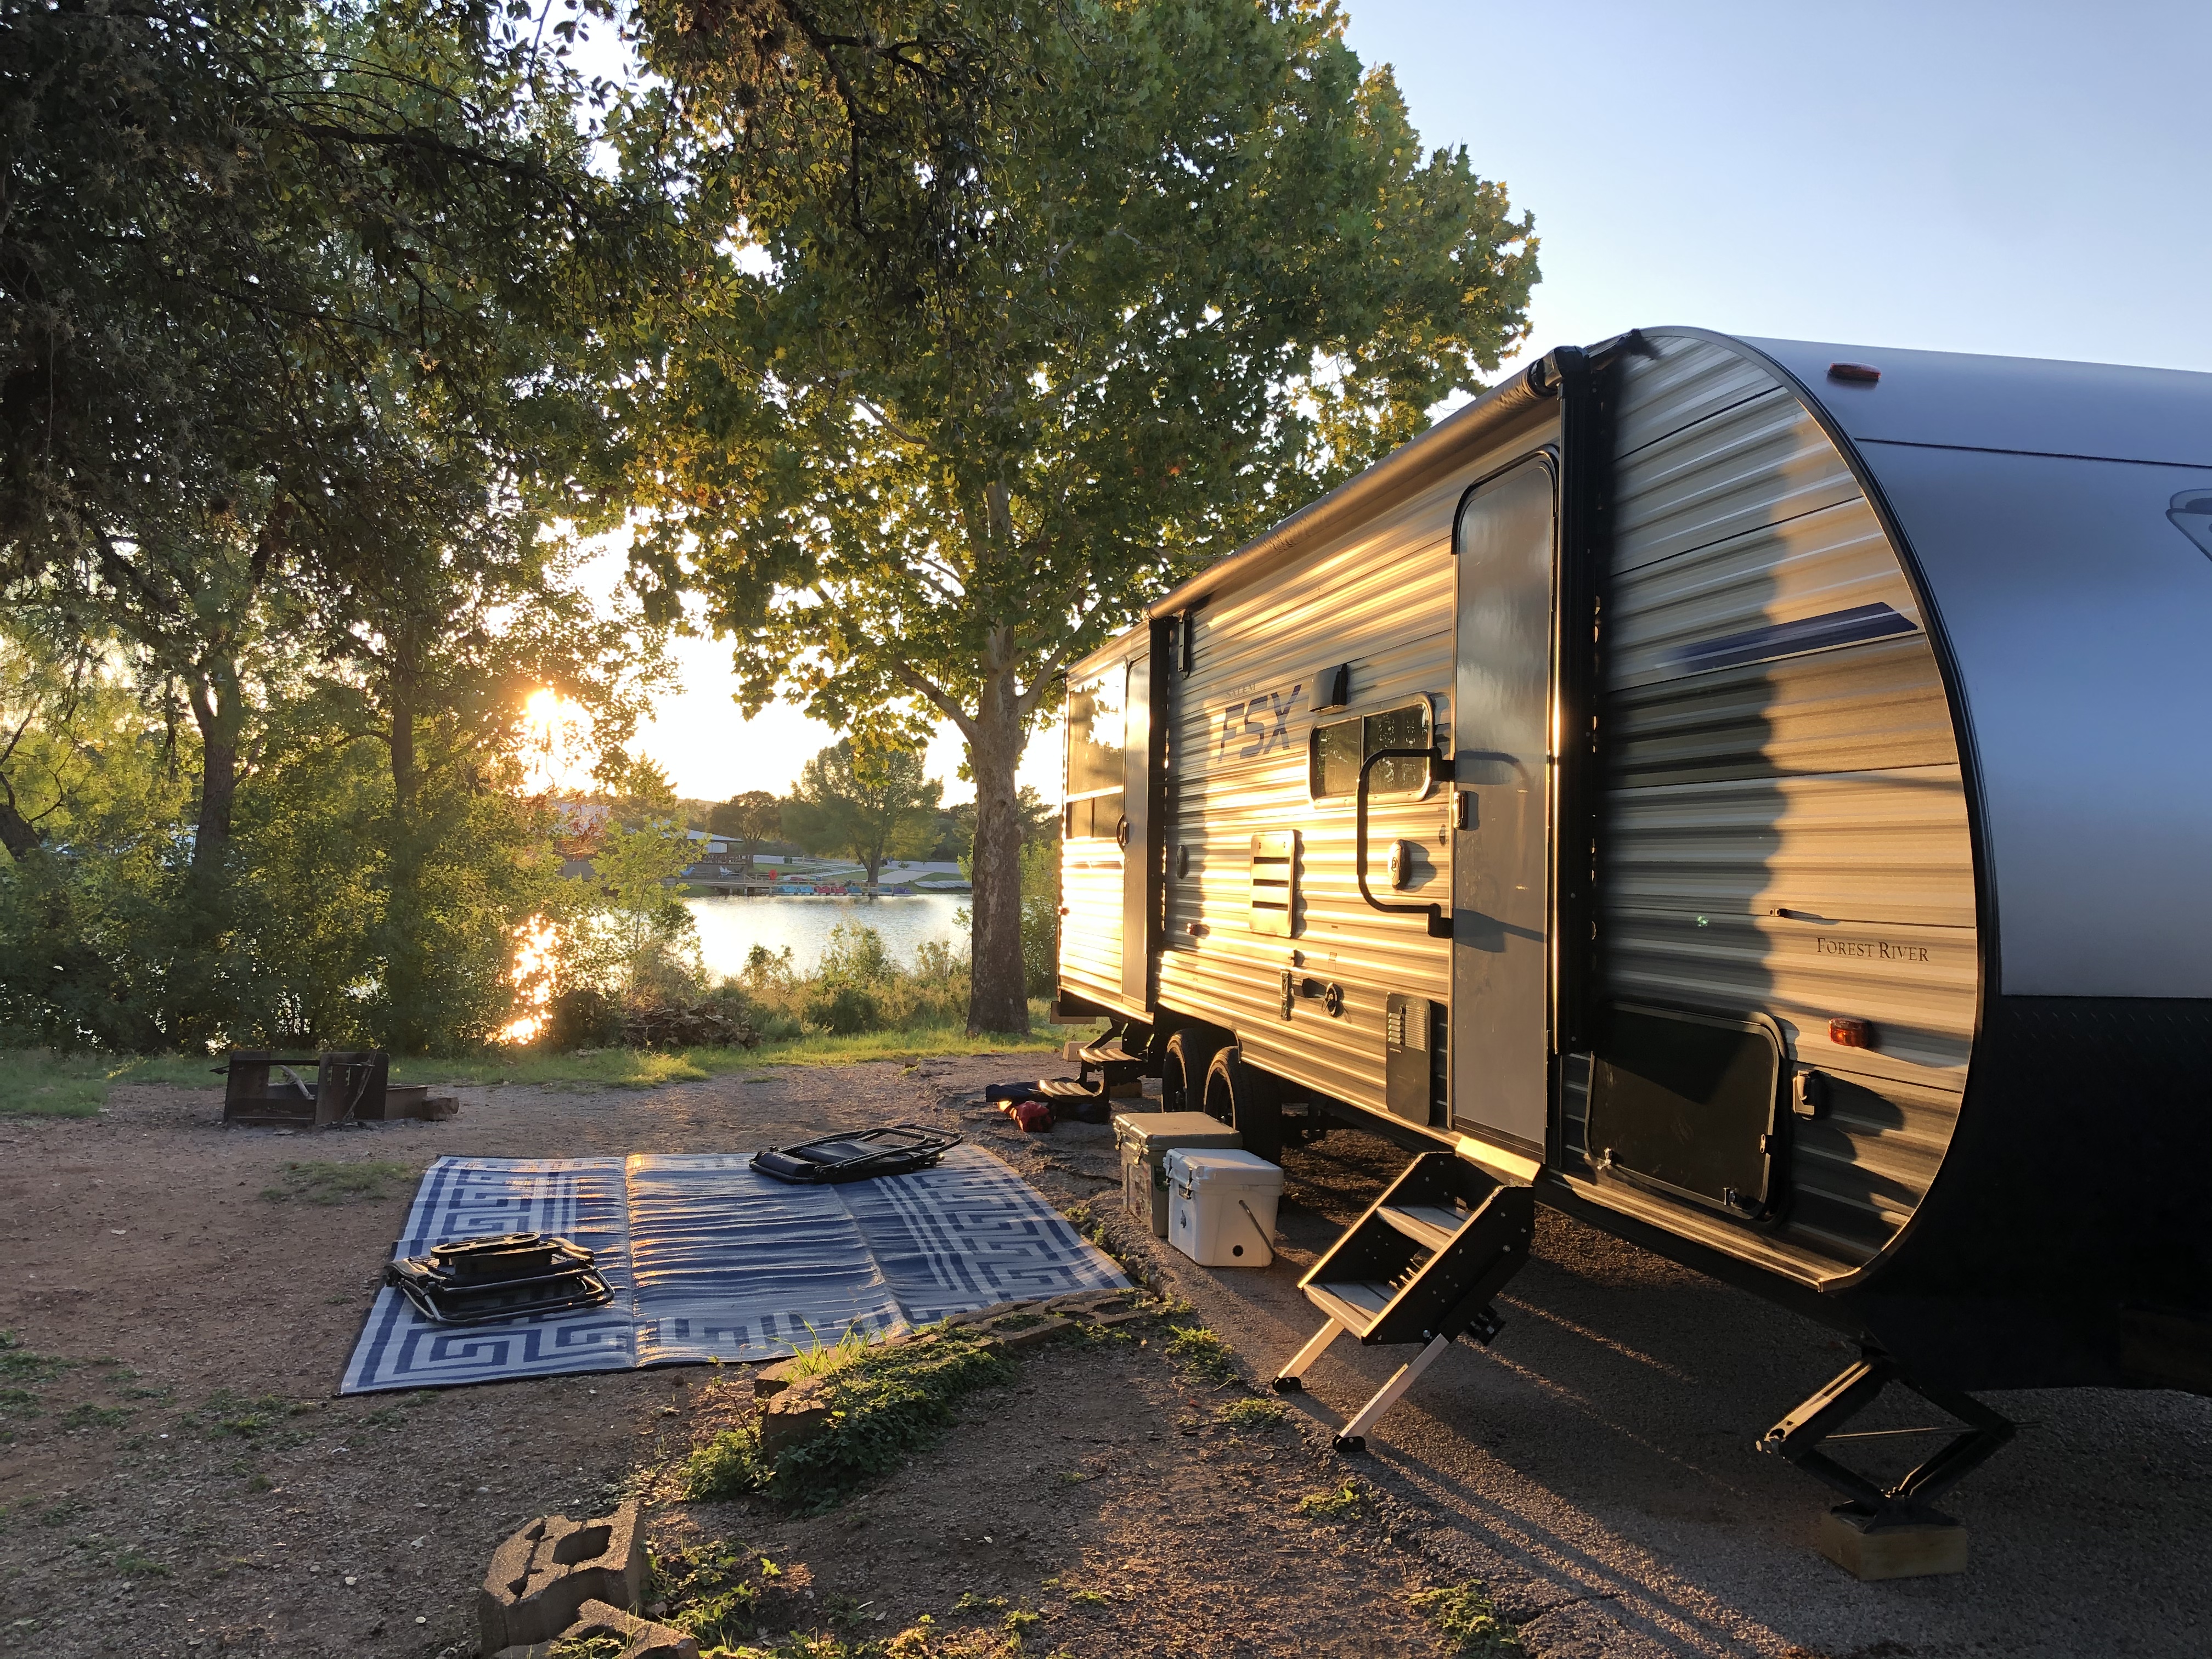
[1054,327,2212,1537]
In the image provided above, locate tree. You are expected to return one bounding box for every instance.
[709,789,785,866]
[781,742,941,888]
[621,0,1536,1030]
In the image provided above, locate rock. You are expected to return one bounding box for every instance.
[477,1500,647,1653]
[490,1598,702,1659]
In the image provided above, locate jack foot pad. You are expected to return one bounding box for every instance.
[1819,1506,1968,1581]
[1272,1375,1302,1393]
[1332,1434,1365,1454]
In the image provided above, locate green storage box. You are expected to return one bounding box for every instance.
[1114,1110,1244,1237]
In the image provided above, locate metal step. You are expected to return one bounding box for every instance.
[1076,1040,1146,1068]
[1277,1150,1538,1444]
[1294,1152,1535,1350]
[1375,1202,1473,1252]
[1303,1281,1396,1340]
[1036,1078,1105,1100]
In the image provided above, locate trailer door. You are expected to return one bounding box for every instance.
[1120,652,1152,1011]
[1451,456,1556,1154]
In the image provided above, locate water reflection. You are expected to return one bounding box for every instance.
[684,893,969,979]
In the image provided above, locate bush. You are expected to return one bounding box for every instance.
[732,922,970,1039]
[545,986,623,1050]
[800,982,882,1036]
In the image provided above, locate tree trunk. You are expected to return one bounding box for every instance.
[0,788,41,861]
[185,661,245,888]
[966,675,1030,1034]
[382,659,430,1053]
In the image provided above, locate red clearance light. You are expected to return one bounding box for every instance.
[1829,1017,1874,1048]
[1827,362,1881,384]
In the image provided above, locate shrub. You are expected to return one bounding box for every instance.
[802,981,883,1035]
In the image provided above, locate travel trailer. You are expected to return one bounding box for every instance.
[1050,327,2212,1564]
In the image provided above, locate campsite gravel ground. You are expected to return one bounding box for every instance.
[2,1056,2207,1657]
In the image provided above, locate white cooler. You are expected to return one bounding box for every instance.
[1164,1148,1284,1267]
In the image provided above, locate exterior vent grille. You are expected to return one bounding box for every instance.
[1250,830,1299,936]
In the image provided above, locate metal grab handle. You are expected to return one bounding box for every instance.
[1355,746,1453,939]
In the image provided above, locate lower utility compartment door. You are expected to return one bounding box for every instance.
[1585,1005,1784,1219]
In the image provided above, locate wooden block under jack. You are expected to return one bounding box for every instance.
[1818,1507,1970,1580]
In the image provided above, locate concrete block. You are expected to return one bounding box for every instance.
[478,1500,647,1653]
[1817,1507,1969,1580]
[942,1299,1036,1329]
[757,1375,835,1459]
[993,1315,1075,1351]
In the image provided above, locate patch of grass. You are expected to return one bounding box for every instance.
[684,1328,1014,1509]
[1411,1583,1523,1654]
[547,1635,625,1659]
[1216,1397,1288,1431]
[59,1403,131,1430]
[0,1017,1092,1111]
[780,1323,880,1383]
[259,1160,414,1205]
[952,1593,1008,1614]
[1297,1481,1372,1521]
[112,1548,171,1579]
[1053,1470,1089,1486]
[200,1391,315,1442]
[1162,1326,1238,1386]
[1065,1589,1109,1607]
[0,1331,72,1385]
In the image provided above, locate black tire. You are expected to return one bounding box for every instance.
[1203,1043,1284,1165]
[1161,1026,1228,1114]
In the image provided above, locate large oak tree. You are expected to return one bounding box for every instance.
[621,0,1536,1031]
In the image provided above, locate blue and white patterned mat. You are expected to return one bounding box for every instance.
[340,1144,1126,1394]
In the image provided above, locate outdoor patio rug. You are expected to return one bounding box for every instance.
[340,1143,1127,1394]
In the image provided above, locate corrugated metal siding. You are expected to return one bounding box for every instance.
[1592,332,1976,1274]
[1156,411,1558,1116]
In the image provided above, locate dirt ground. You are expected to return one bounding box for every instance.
[3,1056,2209,1658]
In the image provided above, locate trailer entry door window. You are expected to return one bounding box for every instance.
[1311,700,1433,800]
[1065,668,1127,839]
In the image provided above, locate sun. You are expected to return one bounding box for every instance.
[516,687,596,795]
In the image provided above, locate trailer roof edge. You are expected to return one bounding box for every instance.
[1146,355,1565,621]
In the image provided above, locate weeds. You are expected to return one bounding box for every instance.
[201,1391,315,1442]
[1297,1481,1372,1521]
[0,1331,71,1384]
[112,1548,170,1578]
[259,1160,414,1204]
[781,1323,881,1383]
[59,1403,131,1430]
[1065,1589,1109,1607]
[653,1543,765,1649]
[1410,1583,1523,1654]
[1163,1327,1238,1386]
[684,1328,1014,1509]
[547,1635,626,1659]
[1216,1397,1288,1431]
[952,1593,1007,1614]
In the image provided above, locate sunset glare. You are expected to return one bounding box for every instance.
[517,687,595,795]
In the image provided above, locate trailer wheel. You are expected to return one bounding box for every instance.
[1161,1028,1228,1113]
[1204,1044,1284,1165]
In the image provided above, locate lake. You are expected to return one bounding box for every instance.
[685,892,970,980]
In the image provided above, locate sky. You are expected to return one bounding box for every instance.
[615,0,2212,804]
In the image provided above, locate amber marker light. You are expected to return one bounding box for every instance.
[1829,1017,1874,1048]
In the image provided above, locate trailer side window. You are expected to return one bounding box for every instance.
[1064,668,1127,839]
[1311,699,1434,800]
